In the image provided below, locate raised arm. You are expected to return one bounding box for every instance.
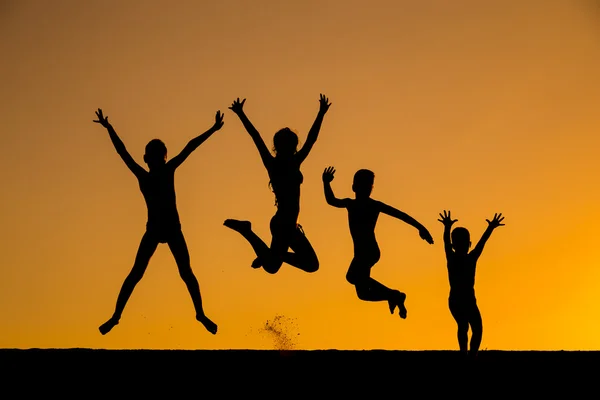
[168,111,224,170]
[93,108,146,179]
[379,201,434,244]
[296,94,331,164]
[229,98,273,169]
[322,166,350,208]
[438,210,457,258]
[471,213,505,260]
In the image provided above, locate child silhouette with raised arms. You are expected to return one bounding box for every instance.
[438,210,505,360]
[322,167,434,318]
[93,108,223,336]
[224,94,331,275]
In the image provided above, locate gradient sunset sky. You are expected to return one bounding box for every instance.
[2,0,600,350]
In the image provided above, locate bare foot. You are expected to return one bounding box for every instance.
[388,290,404,316]
[388,297,397,314]
[223,219,251,234]
[397,292,407,319]
[99,316,119,335]
[251,257,262,269]
[197,314,218,335]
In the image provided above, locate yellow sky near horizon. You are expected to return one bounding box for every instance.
[1,0,600,350]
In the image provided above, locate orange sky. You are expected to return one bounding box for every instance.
[1,0,600,350]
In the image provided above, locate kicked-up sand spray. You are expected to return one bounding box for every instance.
[258,314,300,354]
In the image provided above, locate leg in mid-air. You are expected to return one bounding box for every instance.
[449,297,469,357]
[255,215,296,274]
[257,218,320,274]
[167,230,218,335]
[225,216,312,274]
[249,222,320,274]
[346,257,407,319]
[467,303,483,359]
[223,219,280,272]
[99,231,159,335]
[278,224,319,273]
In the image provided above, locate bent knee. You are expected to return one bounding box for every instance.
[346,274,357,285]
[346,271,368,286]
[354,283,370,300]
[263,266,280,275]
[302,257,319,273]
[263,259,284,274]
[346,273,359,285]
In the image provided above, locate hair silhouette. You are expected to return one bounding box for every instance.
[322,166,434,318]
[93,108,224,336]
[438,210,505,360]
[223,94,331,275]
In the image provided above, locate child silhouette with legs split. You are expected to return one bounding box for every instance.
[224,94,331,275]
[93,108,223,336]
[322,167,434,318]
[438,210,505,360]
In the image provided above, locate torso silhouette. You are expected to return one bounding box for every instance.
[446,252,477,298]
[138,164,181,236]
[268,156,303,219]
[347,198,381,259]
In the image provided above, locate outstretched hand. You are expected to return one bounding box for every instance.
[438,210,457,227]
[322,166,336,183]
[486,213,505,229]
[229,98,246,115]
[419,228,434,244]
[319,94,331,114]
[212,110,224,131]
[93,108,111,128]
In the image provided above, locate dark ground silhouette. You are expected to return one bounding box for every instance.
[1,349,596,395]
[224,94,331,275]
[322,167,434,319]
[439,210,504,360]
[93,108,222,336]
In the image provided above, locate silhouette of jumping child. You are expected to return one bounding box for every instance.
[438,210,505,360]
[224,94,331,275]
[322,167,434,318]
[93,108,223,336]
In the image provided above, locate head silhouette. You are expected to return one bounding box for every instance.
[352,169,375,198]
[451,227,471,254]
[143,139,167,170]
[273,128,298,157]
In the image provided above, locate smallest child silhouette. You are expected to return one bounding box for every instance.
[438,210,505,360]
[322,166,434,319]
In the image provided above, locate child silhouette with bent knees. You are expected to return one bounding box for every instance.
[224,94,331,275]
[438,210,505,360]
[322,167,434,318]
[93,108,223,336]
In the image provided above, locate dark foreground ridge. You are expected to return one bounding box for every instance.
[1,349,596,395]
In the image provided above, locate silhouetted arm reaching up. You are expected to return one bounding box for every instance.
[322,166,350,208]
[229,98,273,169]
[296,94,331,164]
[168,111,224,170]
[471,213,505,260]
[93,108,146,179]
[438,210,457,258]
[378,202,434,244]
